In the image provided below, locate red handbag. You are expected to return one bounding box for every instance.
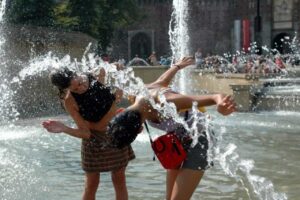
[144,123,187,169]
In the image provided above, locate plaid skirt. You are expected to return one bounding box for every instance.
[81,130,135,172]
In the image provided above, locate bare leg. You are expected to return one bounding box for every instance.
[166,169,180,200]
[82,172,100,200]
[111,167,128,200]
[170,169,204,200]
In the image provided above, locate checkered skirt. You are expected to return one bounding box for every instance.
[81,130,135,172]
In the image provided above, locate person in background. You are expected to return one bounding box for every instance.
[275,55,286,70]
[42,64,135,200]
[195,48,203,68]
[101,53,110,62]
[108,56,236,200]
[118,57,126,67]
[148,51,159,66]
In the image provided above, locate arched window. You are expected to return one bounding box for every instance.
[272,33,292,54]
[130,32,152,59]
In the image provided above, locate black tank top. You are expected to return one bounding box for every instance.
[71,74,116,122]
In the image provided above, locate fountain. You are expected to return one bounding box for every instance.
[0,0,299,200]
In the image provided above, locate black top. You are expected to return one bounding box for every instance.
[71,74,116,122]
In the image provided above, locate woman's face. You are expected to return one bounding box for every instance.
[68,75,89,94]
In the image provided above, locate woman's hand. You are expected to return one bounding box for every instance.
[174,56,195,70]
[112,62,124,71]
[96,67,106,84]
[42,120,68,133]
[216,95,237,116]
[114,88,123,103]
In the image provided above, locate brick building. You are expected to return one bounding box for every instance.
[111,0,300,61]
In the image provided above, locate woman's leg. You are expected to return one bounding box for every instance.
[170,169,204,200]
[82,172,100,200]
[111,167,128,200]
[166,169,180,200]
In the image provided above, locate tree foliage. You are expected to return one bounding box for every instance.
[53,1,79,29]
[6,0,56,26]
[68,0,140,51]
[6,0,140,51]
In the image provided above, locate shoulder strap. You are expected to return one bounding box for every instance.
[184,110,189,121]
[144,122,153,143]
[144,122,156,161]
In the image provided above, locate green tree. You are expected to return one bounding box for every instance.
[53,1,79,29]
[6,0,56,26]
[68,0,139,51]
[6,0,140,51]
[97,0,139,51]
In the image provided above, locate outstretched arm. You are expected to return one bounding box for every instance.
[164,93,236,116]
[148,56,194,88]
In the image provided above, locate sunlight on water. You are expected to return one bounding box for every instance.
[213,126,288,200]
[0,125,33,140]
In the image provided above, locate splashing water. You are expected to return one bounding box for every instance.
[169,0,190,61]
[213,126,288,200]
[0,0,292,198]
[0,0,6,22]
[169,0,191,93]
[19,50,195,133]
[168,1,288,200]
[0,0,19,122]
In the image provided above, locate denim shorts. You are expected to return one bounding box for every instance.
[181,134,213,171]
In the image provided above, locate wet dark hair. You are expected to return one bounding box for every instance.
[49,68,75,99]
[108,110,143,149]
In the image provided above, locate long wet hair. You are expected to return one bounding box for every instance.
[108,110,143,149]
[49,67,76,99]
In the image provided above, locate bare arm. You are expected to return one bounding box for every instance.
[164,93,236,116]
[42,95,91,139]
[97,67,106,84]
[148,56,194,88]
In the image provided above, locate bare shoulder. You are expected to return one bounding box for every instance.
[136,96,152,109]
[64,92,78,111]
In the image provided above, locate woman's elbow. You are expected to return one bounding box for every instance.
[80,129,91,139]
[83,133,91,139]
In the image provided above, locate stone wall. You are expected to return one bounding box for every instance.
[112,0,298,60]
[111,2,172,61]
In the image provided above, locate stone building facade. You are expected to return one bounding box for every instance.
[111,0,300,61]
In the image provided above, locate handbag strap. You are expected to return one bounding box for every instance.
[144,110,189,144]
[144,122,156,161]
[144,122,153,143]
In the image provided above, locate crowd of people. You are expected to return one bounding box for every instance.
[97,50,298,77]
[195,50,296,75]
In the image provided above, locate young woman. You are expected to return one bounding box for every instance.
[42,66,135,200]
[108,56,236,200]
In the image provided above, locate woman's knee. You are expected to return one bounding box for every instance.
[84,173,100,192]
[111,167,126,185]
